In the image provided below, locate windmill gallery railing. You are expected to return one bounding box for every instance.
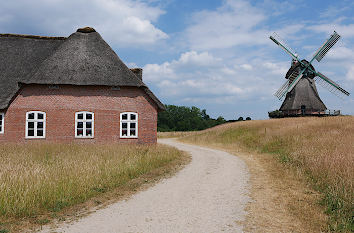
[268,109,341,118]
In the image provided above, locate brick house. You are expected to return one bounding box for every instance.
[0,27,165,143]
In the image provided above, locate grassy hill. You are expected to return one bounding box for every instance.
[179,116,353,232]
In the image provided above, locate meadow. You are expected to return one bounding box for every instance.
[0,143,185,231]
[177,116,353,232]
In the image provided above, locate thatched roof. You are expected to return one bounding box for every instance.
[280,77,327,111]
[0,34,64,109]
[0,28,164,111]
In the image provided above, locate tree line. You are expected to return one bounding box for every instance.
[158,105,251,132]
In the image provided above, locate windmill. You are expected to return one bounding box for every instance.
[269,31,350,116]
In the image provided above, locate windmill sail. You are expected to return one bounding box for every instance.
[312,31,341,62]
[284,67,306,96]
[315,72,350,98]
[274,79,289,99]
[269,33,299,61]
[274,67,301,99]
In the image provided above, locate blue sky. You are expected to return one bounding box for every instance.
[1,0,354,119]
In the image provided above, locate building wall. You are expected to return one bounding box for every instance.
[0,84,158,143]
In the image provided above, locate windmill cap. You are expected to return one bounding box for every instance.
[76,27,96,33]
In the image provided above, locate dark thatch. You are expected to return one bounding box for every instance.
[0,33,66,40]
[0,28,165,111]
[280,77,327,111]
[280,60,326,111]
[0,34,64,109]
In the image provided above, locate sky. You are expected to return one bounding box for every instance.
[1,0,354,120]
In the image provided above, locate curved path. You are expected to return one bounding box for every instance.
[41,138,250,233]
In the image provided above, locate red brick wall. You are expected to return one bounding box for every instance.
[0,84,158,143]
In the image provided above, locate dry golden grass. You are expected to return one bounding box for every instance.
[179,116,353,232]
[157,131,194,138]
[0,143,186,232]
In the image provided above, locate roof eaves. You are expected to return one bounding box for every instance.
[0,34,66,40]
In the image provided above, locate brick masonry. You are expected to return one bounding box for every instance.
[0,84,158,143]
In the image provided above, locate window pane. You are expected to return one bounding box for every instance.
[130,129,136,136]
[77,129,83,136]
[77,113,83,120]
[130,114,136,120]
[122,130,128,136]
[77,122,83,128]
[86,122,92,129]
[122,114,128,120]
[28,122,35,129]
[37,113,44,119]
[28,113,35,119]
[86,113,92,120]
[122,123,128,129]
[86,129,92,136]
[37,122,43,129]
[130,123,136,129]
[0,115,2,120]
[37,130,43,137]
[28,130,34,136]
[0,126,2,132]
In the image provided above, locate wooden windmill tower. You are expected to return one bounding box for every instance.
[269,31,350,117]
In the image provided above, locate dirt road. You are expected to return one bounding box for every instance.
[40,138,250,233]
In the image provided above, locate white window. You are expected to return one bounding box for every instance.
[0,113,4,134]
[120,112,138,138]
[26,111,46,139]
[75,111,94,138]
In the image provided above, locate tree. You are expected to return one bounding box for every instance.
[246,117,251,120]
[157,105,227,132]
[237,117,244,121]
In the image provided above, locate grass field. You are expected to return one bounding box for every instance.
[0,143,186,232]
[178,116,353,232]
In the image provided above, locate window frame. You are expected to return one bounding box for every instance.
[25,111,46,139]
[0,112,4,134]
[75,111,94,138]
[120,112,138,139]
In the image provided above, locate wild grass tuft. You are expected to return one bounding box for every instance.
[180,116,354,231]
[0,143,182,219]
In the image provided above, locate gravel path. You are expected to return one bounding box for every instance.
[40,138,250,233]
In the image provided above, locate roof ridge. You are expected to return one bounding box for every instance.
[0,34,66,40]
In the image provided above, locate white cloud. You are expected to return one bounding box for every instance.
[144,62,175,81]
[184,0,269,50]
[179,51,220,66]
[262,62,288,75]
[143,49,280,106]
[308,24,354,38]
[325,46,354,61]
[240,64,253,70]
[346,65,354,81]
[0,0,167,47]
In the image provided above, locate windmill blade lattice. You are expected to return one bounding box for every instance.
[274,68,301,99]
[315,72,350,98]
[269,32,299,61]
[312,31,341,62]
[274,79,289,99]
